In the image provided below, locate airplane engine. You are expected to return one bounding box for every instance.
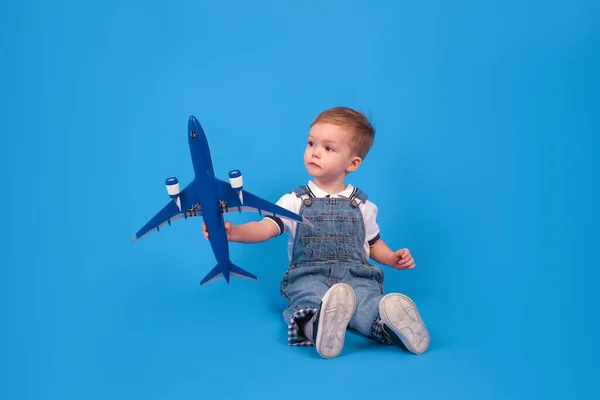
[166,177,180,198]
[229,170,243,190]
[165,177,182,210]
[229,170,244,204]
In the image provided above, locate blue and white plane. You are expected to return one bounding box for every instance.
[132,116,310,286]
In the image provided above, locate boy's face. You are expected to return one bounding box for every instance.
[304,123,361,183]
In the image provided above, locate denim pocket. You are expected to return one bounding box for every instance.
[350,264,374,280]
[371,265,384,293]
[371,265,384,285]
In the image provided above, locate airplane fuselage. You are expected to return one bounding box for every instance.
[187,117,230,277]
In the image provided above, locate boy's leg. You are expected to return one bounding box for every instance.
[281,265,331,346]
[345,271,386,342]
[281,265,357,357]
[310,283,356,359]
[379,293,430,354]
[344,266,430,354]
[283,283,357,359]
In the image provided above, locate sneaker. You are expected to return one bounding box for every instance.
[311,283,356,359]
[379,293,430,354]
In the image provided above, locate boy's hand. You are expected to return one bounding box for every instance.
[390,248,415,270]
[202,221,233,241]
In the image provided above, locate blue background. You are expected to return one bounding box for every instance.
[6,0,599,398]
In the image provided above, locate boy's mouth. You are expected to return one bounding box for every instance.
[308,162,320,168]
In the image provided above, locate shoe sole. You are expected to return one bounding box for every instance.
[315,283,356,359]
[379,293,430,354]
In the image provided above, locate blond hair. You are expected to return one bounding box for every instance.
[311,106,375,159]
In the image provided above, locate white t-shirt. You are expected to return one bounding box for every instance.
[264,180,381,262]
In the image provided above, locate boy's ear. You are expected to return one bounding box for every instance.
[346,156,362,173]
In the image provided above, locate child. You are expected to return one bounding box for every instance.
[203,107,430,359]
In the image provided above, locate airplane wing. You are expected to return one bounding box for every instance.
[132,182,202,243]
[214,178,312,227]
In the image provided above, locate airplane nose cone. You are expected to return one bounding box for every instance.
[188,115,201,139]
[188,115,200,130]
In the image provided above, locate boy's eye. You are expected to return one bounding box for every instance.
[325,146,333,152]
[308,141,314,146]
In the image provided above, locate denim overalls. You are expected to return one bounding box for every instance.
[280,185,390,346]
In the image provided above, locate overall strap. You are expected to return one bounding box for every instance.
[349,187,368,208]
[351,188,368,202]
[292,185,313,198]
[292,185,316,207]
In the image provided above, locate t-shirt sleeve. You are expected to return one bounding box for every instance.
[363,200,381,247]
[263,193,298,236]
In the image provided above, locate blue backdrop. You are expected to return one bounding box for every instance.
[6,0,599,398]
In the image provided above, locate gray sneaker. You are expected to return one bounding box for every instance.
[379,293,430,354]
[312,283,356,359]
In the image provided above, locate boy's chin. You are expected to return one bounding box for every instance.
[305,165,321,176]
[306,169,326,178]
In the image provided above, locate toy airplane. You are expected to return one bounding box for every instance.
[132,116,311,286]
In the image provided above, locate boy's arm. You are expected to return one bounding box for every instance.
[203,219,280,244]
[228,219,280,243]
[363,201,415,270]
[370,239,415,270]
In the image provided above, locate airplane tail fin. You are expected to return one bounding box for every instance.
[229,262,259,282]
[199,264,225,286]
[199,260,259,287]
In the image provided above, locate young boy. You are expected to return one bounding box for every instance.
[203,107,430,359]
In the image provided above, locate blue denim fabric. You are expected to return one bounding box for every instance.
[280,187,386,340]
